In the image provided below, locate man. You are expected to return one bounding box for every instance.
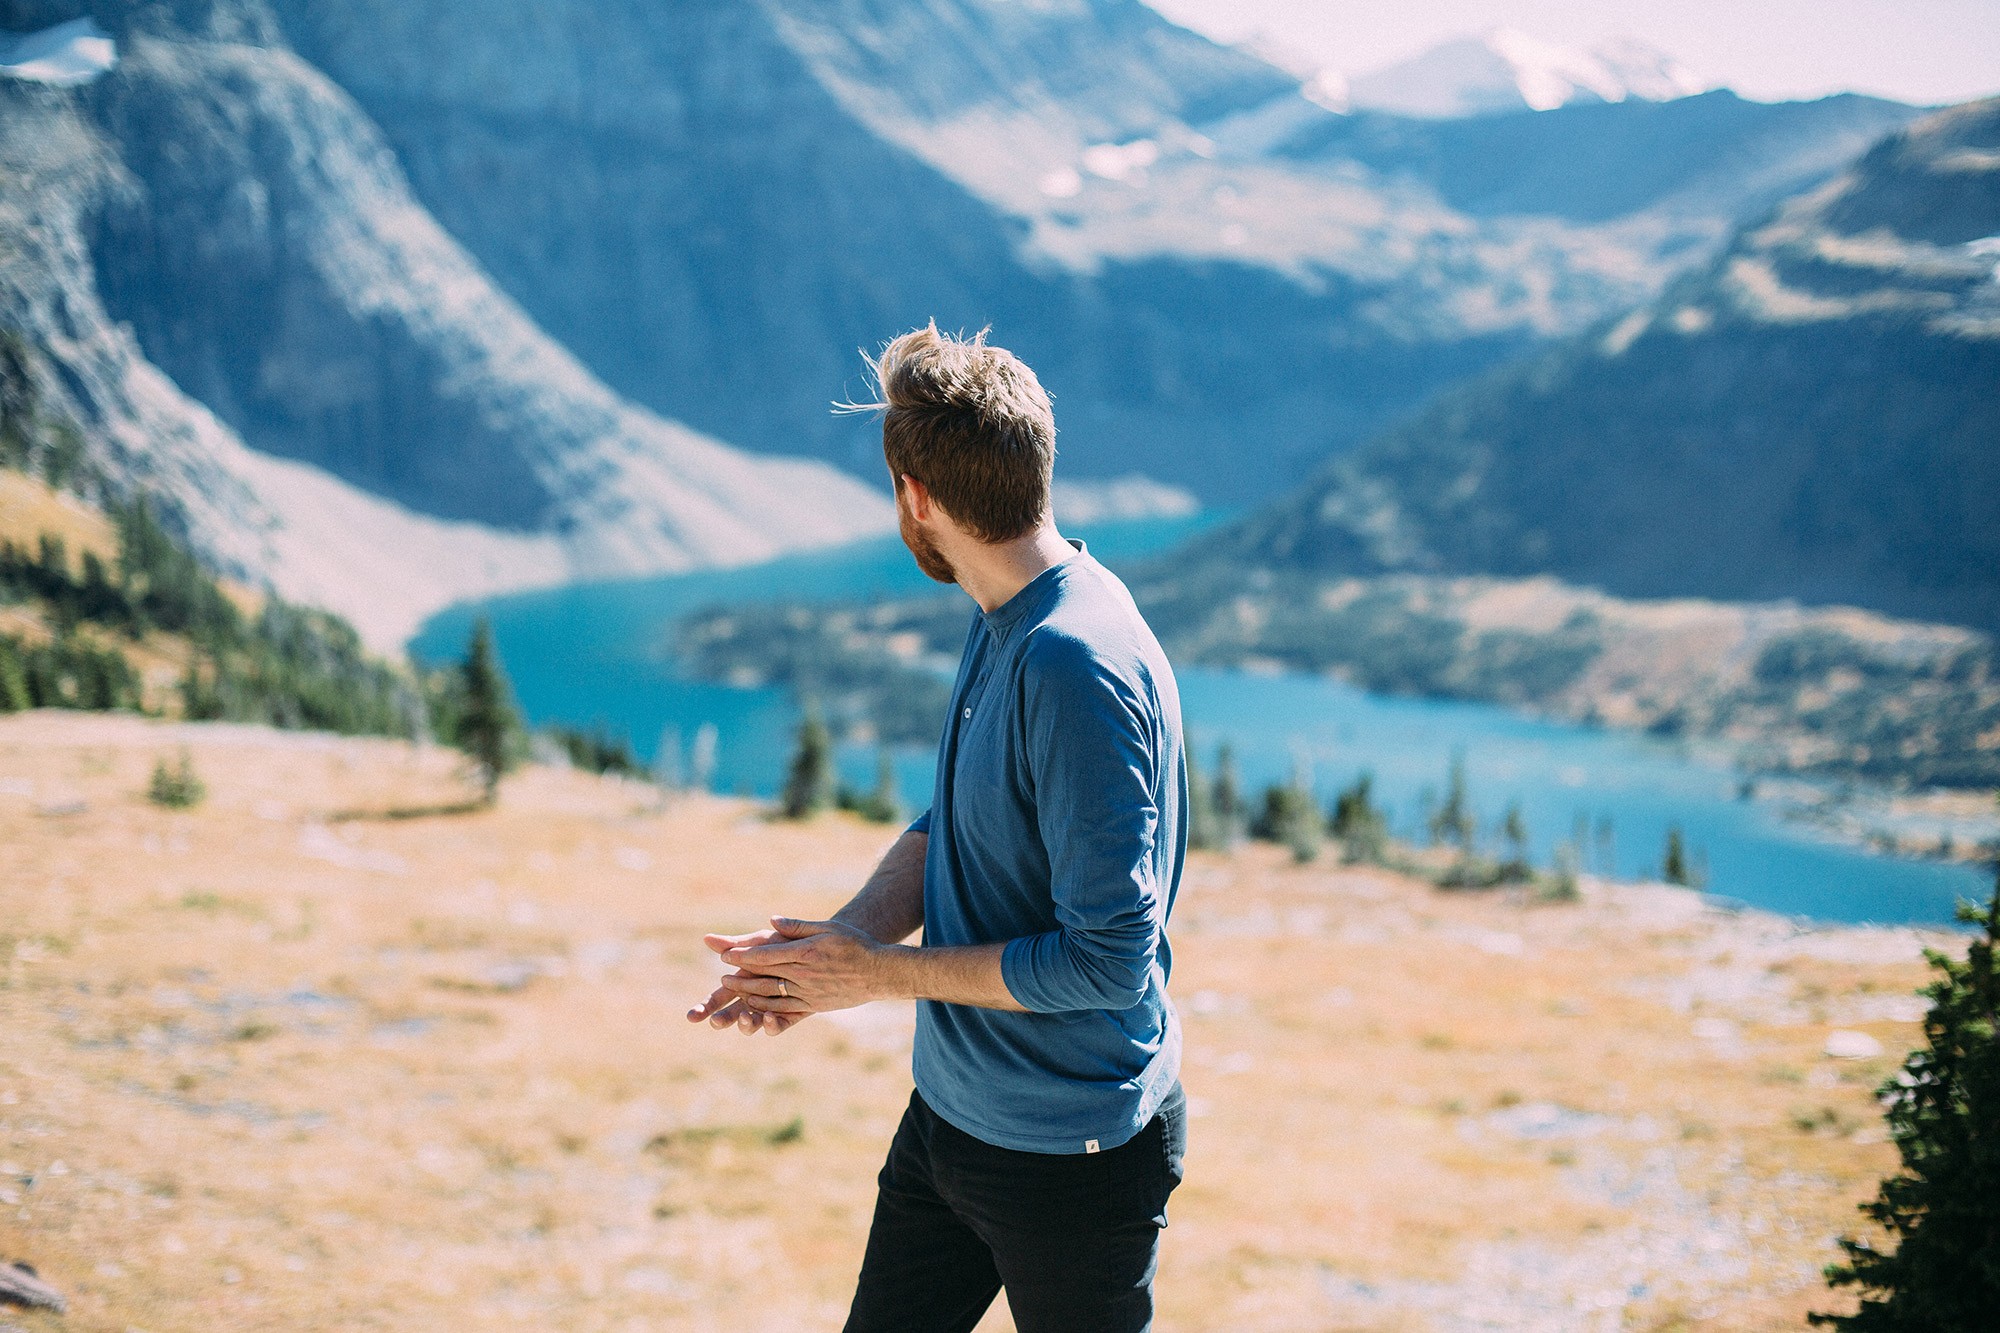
[686,324,1187,1333]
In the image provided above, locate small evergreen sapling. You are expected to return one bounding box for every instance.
[838,747,902,824]
[456,617,523,804]
[147,749,205,809]
[1212,741,1242,848]
[1498,801,1533,882]
[1185,741,1222,852]
[1663,824,1691,886]
[1540,842,1582,903]
[1250,760,1321,864]
[1330,772,1389,865]
[1430,752,1475,853]
[780,704,836,819]
[689,722,719,794]
[1812,857,2000,1330]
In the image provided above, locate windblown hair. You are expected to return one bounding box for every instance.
[842,323,1055,543]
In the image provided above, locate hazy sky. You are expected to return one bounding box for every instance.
[1145,0,2000,106]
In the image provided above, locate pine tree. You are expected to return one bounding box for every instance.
[847,747,901,824]
[1284,760,1324,864]
[1253,760,1322,864]
[652,724,684,794]
[1185,740,1222,852]
[1430,752,1475,853]
[1663,824,1690,886]
[0,637,28,713]
[780,704,836,820]
[1499,801,1533,881]
[456,617,522,804]
[1812,858,2000,1330]
[1212,741,1241,847]
[1330,771,1389,865]
[689,722,719,793]
[1541,842,1582,903]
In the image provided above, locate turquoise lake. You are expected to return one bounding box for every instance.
[413,518,1989,930]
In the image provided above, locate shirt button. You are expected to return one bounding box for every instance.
[962,707,972,719]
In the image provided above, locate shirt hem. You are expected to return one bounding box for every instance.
[910,1057,1176,1155]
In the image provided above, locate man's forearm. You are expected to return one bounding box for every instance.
[878,940,1028,1012]
[832,829,928,944]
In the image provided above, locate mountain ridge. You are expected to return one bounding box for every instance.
[1175,96,2000,633]
[1340,29,1709,119]
[268,0,1924,502]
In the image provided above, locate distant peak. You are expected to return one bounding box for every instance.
[1346,29,1709,119]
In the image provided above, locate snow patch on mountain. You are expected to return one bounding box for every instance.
[1052,475,1199,525]
[1347,30,1709,119]
[0,18,116,88]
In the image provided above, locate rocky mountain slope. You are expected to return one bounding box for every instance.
[0,1,890,647]
[269,0,1920,501]
[1181,97,2000,635]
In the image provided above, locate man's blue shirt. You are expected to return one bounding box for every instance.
[905,541,1185,1154]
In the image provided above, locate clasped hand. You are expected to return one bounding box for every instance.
[685,916,888,1036]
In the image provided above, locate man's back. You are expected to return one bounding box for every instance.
[914,542,1186,1153]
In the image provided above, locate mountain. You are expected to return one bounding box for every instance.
[1272,89,1920,227]
[0,0,1940,651]
[0,1,891,647]
[1341,30,1708,119]
[1181,97,2000,633]
[266,0,1921,503]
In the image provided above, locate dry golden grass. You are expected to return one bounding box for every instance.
[0,473,118,571]
[0,712,1956,1331]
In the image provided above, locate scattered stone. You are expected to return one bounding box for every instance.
[0,1261,65,1312]
[1824,1030,1885,1060]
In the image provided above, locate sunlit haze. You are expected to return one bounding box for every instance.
[1145,0,2000,106]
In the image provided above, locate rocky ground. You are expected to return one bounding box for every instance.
[0,711,1969,1331]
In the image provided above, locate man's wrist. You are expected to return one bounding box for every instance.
[870,942,919,1002]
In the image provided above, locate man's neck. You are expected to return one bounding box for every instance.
[954,523,1076,614]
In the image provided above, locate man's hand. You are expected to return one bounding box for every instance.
[685,927,810,1036]
[716,917,899,1018]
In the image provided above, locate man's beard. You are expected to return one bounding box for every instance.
[899,498,958,585]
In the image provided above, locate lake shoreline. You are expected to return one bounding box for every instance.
[414,524,1997,929]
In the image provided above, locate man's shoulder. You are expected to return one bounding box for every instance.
[1021,563,1167,700]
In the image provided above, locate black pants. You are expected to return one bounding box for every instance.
[844,1084,1186,1333]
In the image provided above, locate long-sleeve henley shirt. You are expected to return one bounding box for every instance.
[906,540,1185,1154]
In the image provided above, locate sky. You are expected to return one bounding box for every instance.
[1145,0,2000,106]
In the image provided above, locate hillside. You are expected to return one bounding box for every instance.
[1185,97,2000,634]
[0,452,429,735]
[0,710,1964,1329]
[0,2,891,647]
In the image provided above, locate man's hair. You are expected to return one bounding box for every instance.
[847,323,1055,544]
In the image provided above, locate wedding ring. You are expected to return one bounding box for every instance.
[777,979,788,998]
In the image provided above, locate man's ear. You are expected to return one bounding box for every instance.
[899,473,933,521]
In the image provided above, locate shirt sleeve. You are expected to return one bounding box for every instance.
[1000,633,1163,1013]
[905,808,932,837]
